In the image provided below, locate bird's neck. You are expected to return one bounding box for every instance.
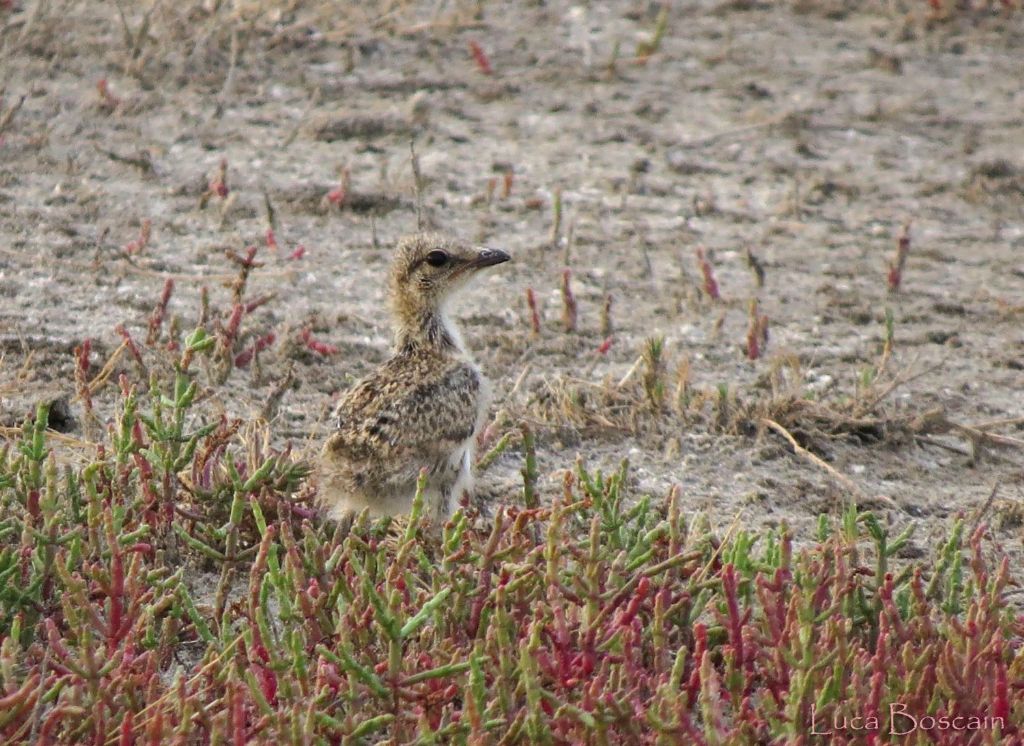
[395,306,467,356]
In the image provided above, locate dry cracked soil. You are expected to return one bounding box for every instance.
[1,0,1023,568]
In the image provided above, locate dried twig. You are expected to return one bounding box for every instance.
[0,93,26,135]
[761,418,898,509]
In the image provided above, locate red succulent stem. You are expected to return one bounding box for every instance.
[300,328,339,356]
[695,247,720,300]
[468,41,492,74]
[147,278,174,345]
[721,565,745,677]
[115,324,146,372]
[231,681,246,746]
[525,288,541,335]
[993,637,1009,723]
[560,270,578,333]
[118,711,134,746]
[686,623,708,704]
[109,544,125,650]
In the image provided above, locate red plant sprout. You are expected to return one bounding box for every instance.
[234,332,276,368]
[561,270,578,333]
[146,278,174,345]
[301,328,338,356]
[287,245,306,261]
[106,529,126,651]
[96,78,122,111]
[468,40,493,74]
[223,304,244,347]
[325,168,350,207]
[74,338,94,415]
[115,323,146,372]
[230,680,246,746]
[695,247,720,300]
[201,158,230,208]
[993,633,1010,723]
[244,295,273,315]
[745,299,769,360]
[525,288,541,336]
[212,158,229,197]
[117,710,134,746]
[597,336,612,355]
[686,623,709,704]
[888,221,911,292]
[123,219,152,256]
[265,228,278,252]
[225,245,261,301]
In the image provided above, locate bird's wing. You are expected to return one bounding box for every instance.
[326,361,481,470]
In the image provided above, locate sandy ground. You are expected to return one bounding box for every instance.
[1,1,1023,567]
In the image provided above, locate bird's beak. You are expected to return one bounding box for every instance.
[471,248,511,269]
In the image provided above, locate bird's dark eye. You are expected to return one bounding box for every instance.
[425,250,449,267]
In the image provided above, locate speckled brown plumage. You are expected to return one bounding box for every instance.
[318,234,510,521]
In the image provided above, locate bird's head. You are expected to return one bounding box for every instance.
[389,234,510,329]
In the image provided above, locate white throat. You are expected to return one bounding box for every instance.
[439,299,470,358]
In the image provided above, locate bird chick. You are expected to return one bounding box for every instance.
[319,234,510,522]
